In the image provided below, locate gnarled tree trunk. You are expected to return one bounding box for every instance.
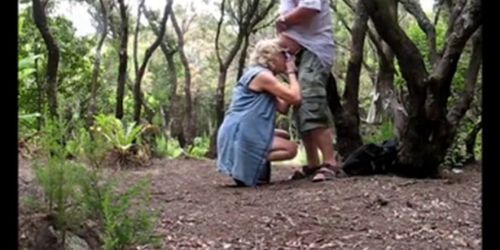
[326,0,367,158]
[144,10,185,147]
[133,0,173,124]
[32,0,60,118]
[361,0,481,177]
[171,12,195,147]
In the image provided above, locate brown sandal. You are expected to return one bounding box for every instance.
[312,164,345,182]
[290,165,321,180]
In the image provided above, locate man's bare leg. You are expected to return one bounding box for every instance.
[309,127,338,168]
[308,127,342,181]
[301,132,321,167]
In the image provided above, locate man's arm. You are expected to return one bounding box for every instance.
[281,7,318,26]
[277,0,322,32]
[277,7,318,33]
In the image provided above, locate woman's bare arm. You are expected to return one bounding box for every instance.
[276,97,290,114]
[249,71,302,106]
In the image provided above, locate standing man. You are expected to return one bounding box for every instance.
[276,0,341,181]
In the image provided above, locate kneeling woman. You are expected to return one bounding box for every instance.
[217,39,302,187]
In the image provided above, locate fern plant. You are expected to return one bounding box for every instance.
[93,114,146,167]
[94,114,145,153]
[188,136,210,158]
[154,134,183,159]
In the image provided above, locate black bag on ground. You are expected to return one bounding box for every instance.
[342,139,399,176]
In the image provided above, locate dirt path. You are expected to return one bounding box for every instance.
[123,159,482,249]
[19,157,481,249]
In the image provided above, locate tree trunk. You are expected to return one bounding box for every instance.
[34,50,44,130]
[325,0,367,158]
[144,10,180,134]
[32,0,60,118]
[133,0,145,77]
[163,46,185,147]
[171,12,195,147]
[236,35,250,80]
[465,119,481,163]
[88,0,108,125]
[368,27,407,138]
[115,0,128,120]
[341,0,368,149]
[133,0,173,124]
[400,0,438,65]
[125,77,155,123]
[362,0,481,177]
[207,71,228,158]
[447,29,482,128]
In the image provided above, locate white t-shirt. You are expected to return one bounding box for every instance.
[280,0,336,69]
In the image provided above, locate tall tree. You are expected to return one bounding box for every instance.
[235,11,278,80]
[88,0,110,124]
[361,0,482,177]
[144,9,186,147]
[335,0,404,130]
[324,0,368,157]
[399,0,438,65]
[367,28,407,138]
[32,0,60,118]
[133,0,146,77]
[132,0,174,124]
[171,11,196,147]
[131,0,156,124]
[339,0,368,153]
[115,0,128,119]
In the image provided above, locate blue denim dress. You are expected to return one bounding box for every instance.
[216,65,276,186]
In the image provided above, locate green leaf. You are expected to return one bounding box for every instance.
[19,113,42,120]
[18,15,25,36]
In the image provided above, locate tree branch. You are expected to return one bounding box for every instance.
[433,0,443,26]
[445,0,466,40]
[171,11,195,145]
[428,0,481,114]
[341,0,355,11]
[399,0,438,65]
[362,0,428,94]
[32,0,60,118]
[249,0,276,29]
[133,0,174,123]
[447,28,482,127]
[181,13,197,35]
[89,0,109,123]
[214,0,226,69]
[253,14,279,32]
[342,0,369,133]
[332,2,352,34]
[133,0,146,76]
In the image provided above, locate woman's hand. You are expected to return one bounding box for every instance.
[285,53,297,74]
[276,15,288,33]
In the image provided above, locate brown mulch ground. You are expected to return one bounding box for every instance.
[19,156,482,249]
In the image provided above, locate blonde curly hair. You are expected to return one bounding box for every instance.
[248,38,284,70]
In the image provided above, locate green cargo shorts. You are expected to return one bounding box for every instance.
[293,49,332,137]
